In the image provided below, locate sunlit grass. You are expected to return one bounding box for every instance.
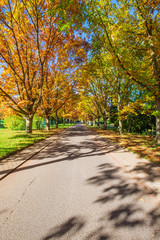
[91,128,160,166]
[0,123,74,159]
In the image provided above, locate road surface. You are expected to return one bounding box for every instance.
[0,124,160,240]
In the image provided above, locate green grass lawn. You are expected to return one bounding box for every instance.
[0,123,75,159]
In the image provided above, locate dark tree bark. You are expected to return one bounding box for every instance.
[103,115,107,130]
[55,110,58,128]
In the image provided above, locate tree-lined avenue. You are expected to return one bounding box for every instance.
[0,125,160,240]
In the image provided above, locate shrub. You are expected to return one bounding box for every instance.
[32,116,45,130]
[4,115,25,130]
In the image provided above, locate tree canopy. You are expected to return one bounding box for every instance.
[0,0,159,143]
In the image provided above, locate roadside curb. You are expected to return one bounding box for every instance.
[0,128,70,181]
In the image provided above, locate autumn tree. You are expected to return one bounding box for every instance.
[79,58,114,130]
[37,33,88,130]
[58,92,81,123]
[78,94,101,125]
[84,0,160,143]
[39,67,74,129]
[0,0,69,133]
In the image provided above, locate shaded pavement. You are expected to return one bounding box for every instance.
[0,124,160,240]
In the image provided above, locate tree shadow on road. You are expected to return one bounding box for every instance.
[43,216,110,240]
[0,127,120,175]
[43,216,85,240]
[83,226,110,240]
[86,162,160,238]
[132,161,160,183]
[0,139,105,175]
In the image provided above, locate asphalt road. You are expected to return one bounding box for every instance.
[0,124,160,240]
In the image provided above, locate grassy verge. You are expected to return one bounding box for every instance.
[90,127,160,166]
[0,123,74,159]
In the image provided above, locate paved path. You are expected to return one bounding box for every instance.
[1,124,160,240]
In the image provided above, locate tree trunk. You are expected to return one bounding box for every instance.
[156,97,160,144]
[147,28,160,143]
[103,116,107,130]
[119,119,122,135]
[55,110,58,128]
[117,95,122,135]
[97,117,100,127]
[46,116,50,131]
[63,118,65,126]
[25,115,33,134]
[128,115,132,133]
[117,82,122,135]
